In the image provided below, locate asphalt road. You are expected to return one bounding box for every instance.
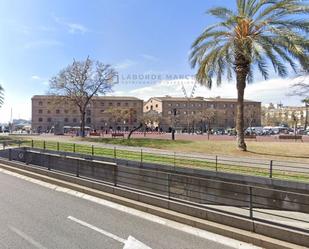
[0,170,243,249]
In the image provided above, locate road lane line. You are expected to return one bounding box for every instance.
[68,216,152,249]
[68,216,126,244]
[8,226,48,249]
[0,168,261,249]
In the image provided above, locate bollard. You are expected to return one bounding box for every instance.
[43,141,46,150]
[114,147,116,161]
[92,145,94,156]
[57,142,60,151]
[31,139,34,148]
[269,160,273,178]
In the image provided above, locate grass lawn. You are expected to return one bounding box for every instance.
[13,138,309,183]
[82,137,309,163]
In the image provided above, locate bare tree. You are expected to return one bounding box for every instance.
[49,57,117,137]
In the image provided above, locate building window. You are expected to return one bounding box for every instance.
[133,103,137,106]
[168,103,172,107]
[184,111,187,114]
[117,102,121,106]
[86,118,91,124]
[223,104,226,108]
[109,102,113,106]
[38,109,43,114]
[100,109,104,113]
[168,111,172,114]
[155,104,158,108]
[47,110,51,114]
[101,102,105,106]
[125,102,129,106]
[73,118,77,123]
[64,118,69,123]
[47,118,52,122]
[38,101,43,106]
[56,109,60,114]
[183,103,186,107]
[73,110,77,114]
[146,106,149,110]
[176,103,179,107]
[38,118,43,122]
[86,110,91,116]
[64,110,69,114]
[230,104,234,108]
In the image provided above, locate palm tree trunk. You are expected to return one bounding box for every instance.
[236,67,248,151]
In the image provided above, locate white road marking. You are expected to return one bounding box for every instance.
[9,226,48,249]
[68,216,151,249]
[0,168,261,249]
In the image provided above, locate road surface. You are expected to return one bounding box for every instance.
[0,169,258,249]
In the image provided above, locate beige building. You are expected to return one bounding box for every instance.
[263,103,308,127]
[32,95,143,133]
[144,96,261,132]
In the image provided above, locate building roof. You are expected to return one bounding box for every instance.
[146,96,260,103]
[32,95,142,101]
[204,97,260,103]
[149,96,205,102]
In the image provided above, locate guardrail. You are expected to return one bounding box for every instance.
[1,147,309,234]
[1,139,309,183]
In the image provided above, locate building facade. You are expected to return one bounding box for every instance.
[262,103,308,127]
[31,95,143,132]
[144,96,261,132]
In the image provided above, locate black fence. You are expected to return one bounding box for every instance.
[1,139,309,183]
[0,147,308,234]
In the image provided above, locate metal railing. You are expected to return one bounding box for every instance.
[1,139,309,182]
[1,147,309,234]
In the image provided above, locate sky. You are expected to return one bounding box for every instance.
[0,0,306,122]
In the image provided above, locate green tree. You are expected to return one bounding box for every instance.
[190,0,308,151]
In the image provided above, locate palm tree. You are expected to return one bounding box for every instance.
[190,0,308,151]
[0,84,4,107]
[302,98,309,130]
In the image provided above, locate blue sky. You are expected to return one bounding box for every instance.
[0,0,304,122]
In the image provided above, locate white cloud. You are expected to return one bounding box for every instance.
[115,59,137,70]
[113,76,307,105]
[31,75,41,80]
[31,75,49,86]
[53,15,88,34]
